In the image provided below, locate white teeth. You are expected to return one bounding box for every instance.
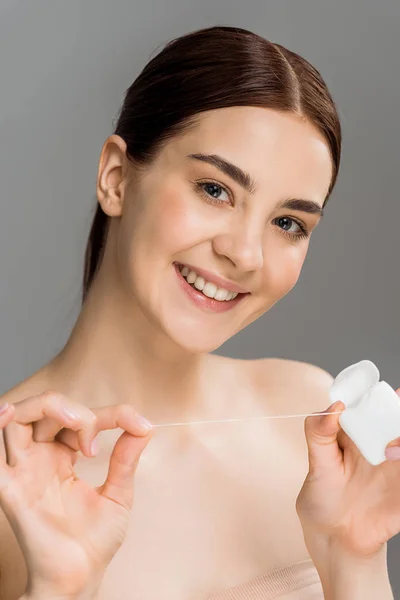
[193,276,205,291]
[202,282,218,299]
[178,265,239,301]
[186,270,197,284]
[215,288,230,301]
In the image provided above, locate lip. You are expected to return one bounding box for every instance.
[174,262,250,294]
[174,264,247,313]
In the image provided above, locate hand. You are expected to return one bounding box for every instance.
[296,389,400,560]
[0,391,153,599]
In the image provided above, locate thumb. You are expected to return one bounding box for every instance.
[304,400,345,477]
[97,429,153,510]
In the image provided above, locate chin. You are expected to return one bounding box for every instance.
[164,324,227,355]
[155,310,228,354]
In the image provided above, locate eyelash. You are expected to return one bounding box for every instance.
[192,180,310,240]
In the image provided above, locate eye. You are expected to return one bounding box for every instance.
[192,180,232,206]
[274,216,309,240]
[191,179,310,241]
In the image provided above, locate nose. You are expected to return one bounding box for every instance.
[212,222,264,273]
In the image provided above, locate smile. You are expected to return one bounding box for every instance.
[173,263,249,313]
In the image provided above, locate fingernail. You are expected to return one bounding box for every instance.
[62,407,80,422]
[0,403,9,415]
[90,437,99,456]
[385,446,400,461]
[137,415,153,432]
[321,402,338,414]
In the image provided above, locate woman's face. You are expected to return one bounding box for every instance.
[98,106,333,353]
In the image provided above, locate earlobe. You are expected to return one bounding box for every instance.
[98,190,124,218]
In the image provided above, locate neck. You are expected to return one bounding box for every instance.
[46,270,210,425]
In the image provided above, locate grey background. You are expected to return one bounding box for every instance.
[0,0,399,595]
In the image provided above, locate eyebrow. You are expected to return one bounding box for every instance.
[187,152,325,219]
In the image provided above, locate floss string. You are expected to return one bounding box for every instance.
[152,409,344,428]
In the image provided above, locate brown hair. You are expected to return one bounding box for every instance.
[82,25,341,304]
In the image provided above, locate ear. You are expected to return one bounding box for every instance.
[96,134,129,217]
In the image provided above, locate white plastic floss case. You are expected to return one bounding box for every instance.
[329,360,400,466]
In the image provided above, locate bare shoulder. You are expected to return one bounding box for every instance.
[207,353,334,415]
[0,367,51,406]
[246,356,334,412]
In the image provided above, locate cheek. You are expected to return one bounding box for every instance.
[119,184,207,281]
[153,186,206,250]
[266,245,308,296]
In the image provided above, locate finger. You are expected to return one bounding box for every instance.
[384,390,400,457]
[303,401,345,477]
[4,391,98,462]
[32,413,97,457]
[96,429,153,509]
[0,404,16,494]
[32,415,67,443]
[55,403,153,452]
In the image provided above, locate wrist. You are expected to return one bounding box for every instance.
[21,573,102,600]
[20,592,98,600]
[304,535,392,600]
[20,582,100,600]
[20,594,91,600]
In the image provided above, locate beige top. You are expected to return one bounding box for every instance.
[207,559,324,599]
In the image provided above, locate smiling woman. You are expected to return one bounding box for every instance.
[4,23,389,600]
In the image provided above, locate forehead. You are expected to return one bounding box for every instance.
[168,106,333,204]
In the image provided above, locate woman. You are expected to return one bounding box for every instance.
[0,25,398,600]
